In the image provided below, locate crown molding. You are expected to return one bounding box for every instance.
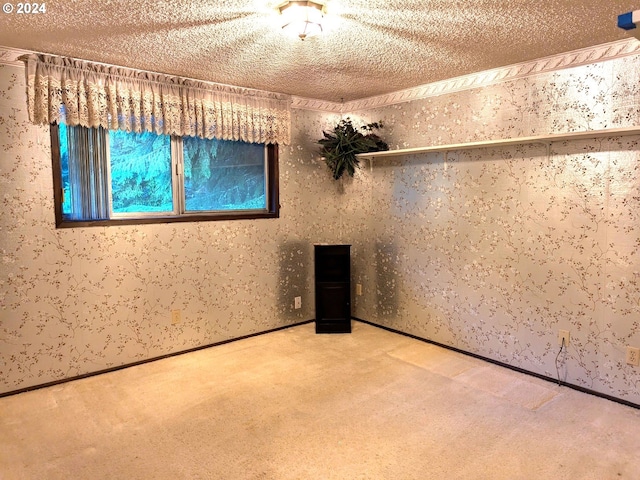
[0,45,29,67]
[292,38,640,113]
[5,39,640,113]
[343,38,640,112]
[291,96,344,113]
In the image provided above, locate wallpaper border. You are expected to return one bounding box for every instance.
[289,96,343,113]
[0,45,26,67]
[4,39,639,115]
[290,38,640,112]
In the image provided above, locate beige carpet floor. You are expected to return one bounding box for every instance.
[1,321,639,479]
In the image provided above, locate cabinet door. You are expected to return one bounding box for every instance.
[316,283,350,321]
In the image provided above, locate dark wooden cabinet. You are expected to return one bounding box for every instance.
[314,245,351,334]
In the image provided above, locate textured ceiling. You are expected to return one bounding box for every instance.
[0,0,636,102]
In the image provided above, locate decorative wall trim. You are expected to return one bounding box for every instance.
[0,45,29,67]
[291,96,344,113]
[291,38,640,113]
[6,38,640,115]
[343,38,640,112]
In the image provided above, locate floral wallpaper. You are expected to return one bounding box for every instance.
[0,61,346,395]
[2,48,640,406]
[349,55,640,404]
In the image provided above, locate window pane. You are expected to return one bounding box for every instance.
[109,130,173,214]
[183,137,266,212]
[58,123,72,216]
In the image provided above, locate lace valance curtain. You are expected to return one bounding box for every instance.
[19,53,291,145]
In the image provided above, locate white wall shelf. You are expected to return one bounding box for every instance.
[356,126,640,160]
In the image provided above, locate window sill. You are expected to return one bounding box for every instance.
[55,210,280,228]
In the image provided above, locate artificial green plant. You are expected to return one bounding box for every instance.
[318,118,389,180]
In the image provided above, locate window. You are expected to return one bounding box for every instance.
[51,124,279,227]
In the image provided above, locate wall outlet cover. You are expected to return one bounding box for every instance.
[558,330,570,347]
[626,346,640,366]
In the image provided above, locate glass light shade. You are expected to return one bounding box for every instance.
[279,1,326,40]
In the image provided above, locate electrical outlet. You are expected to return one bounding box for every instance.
[558,330,570,347]
[171,309,182,325]
[356,284,362,296]
[294,296,301,309]
[626,346,640,366]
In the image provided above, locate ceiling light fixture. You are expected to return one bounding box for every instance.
[278,0,327,40]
